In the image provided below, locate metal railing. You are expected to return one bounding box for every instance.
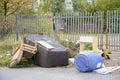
[54,12,103,42]
[0,11,120,51]
[106,10,120,51]
[0,14,51,44]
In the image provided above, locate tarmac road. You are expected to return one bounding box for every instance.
[0,66,120,80]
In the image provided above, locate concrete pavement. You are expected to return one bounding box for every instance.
[0,66,120,80]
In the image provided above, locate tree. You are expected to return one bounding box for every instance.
[95,0,111,12]
[109,0,120,10]
[0,0,36,39]
[72,0,90,12]
[37,0,66,14]
[91,0,120,12]
[0,0,36,16]
[73,0,120,12]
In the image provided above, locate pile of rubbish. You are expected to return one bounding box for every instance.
[9,34,120,75]
[9,34,69,68]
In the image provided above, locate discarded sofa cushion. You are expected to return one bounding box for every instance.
[74,51,103,72]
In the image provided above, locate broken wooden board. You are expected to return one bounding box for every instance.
[9,48,23,68]
[22,44,37,54]
[22,41,37,58]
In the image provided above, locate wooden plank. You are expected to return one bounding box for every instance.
[9,48,23,68]
[12,46,20,55]
[23,44,36,49]
[9,40,38,68]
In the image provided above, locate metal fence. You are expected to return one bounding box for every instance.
[0,12,103,42]
[54,12,103,42]
[106,10,120,51]
[0,11,120,51]
[0,15,16,43]
[0,14,51,44]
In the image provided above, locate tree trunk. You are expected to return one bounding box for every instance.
[4,0,7,17]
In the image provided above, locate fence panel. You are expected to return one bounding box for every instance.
[54,12,103,43]
[0,12,104,49]
[3,11,120,51]
[0,14,52,44]
[0,15,17,44]
[106,10,120,51]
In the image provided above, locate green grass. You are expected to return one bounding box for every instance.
[0,42,19,54]
[0,54,36,67]
[0,42,19,66]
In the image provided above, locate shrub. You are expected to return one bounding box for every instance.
[17,57,35,67]
[59,40,79,58]
[105,49,111,54]
[0,54,12,66]
[84,43,93,50]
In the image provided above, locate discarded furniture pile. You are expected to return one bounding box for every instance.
[9,34,69,68]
